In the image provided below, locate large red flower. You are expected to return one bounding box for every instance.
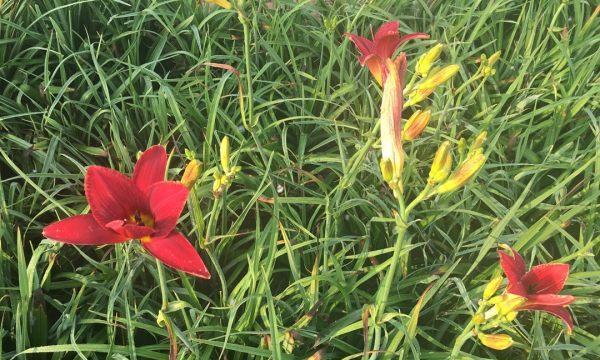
[345,21,429,85]
[498,246,575,332]
[43,145,210,279]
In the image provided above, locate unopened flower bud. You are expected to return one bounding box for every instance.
[206,0,232,9]
[478,333,514,350]
[483,276,503,300]
[487,51,501,67]
[181,159,202,189]
[418,64,460,90]
[380,158,394,183]
[428,141,452,184]
[416,43,444,77]
[403,109,432,141]
[220,136,231,172]
[504,311,518,322]
[490,293,526,315]
[282,330,296,354]
[404,87,434,107]
[307,349,325,360]
[469,131,487,155]
[436,151,486,194]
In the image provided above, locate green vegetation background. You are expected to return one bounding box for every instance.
[1,0,598,358]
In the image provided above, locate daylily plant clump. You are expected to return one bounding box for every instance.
[43,145,211,279]
[461,245,576,351]
[346,21,488,314]
[347,20,575,355]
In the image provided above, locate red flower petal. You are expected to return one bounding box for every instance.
[105,220,154,239]
[362,55,385,85]
[345,32,374,57]
[521,263,570,294]
[397,32,430,45]
[498,247,527,286]
[85,166,149,226]
[133,145,167,194]
[506,281,528,297]
[43,214,127,245]
[521,294,576,308]
[148,181,189,236]
[374,21,400,41]
[524,305,574,333]
[143,231,210,278]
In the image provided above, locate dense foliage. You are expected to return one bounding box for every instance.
[1,0,598,358]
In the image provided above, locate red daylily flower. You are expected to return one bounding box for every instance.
[43,145,210,279]
[345,21,429,85]
[498,246,575,332]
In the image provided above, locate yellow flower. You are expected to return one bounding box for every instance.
[428,141,452,184]
[403,109,431,141]
[478,333,514,350]
[416,43,444,77]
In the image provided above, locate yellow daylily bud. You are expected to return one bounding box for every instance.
[418,64,460,90]
[473,313,485,325]
[404,87,434,107]
[492,293,527,315]
[478,333,514,350]
[469,131,487,155]
[259,334,271,349]
[483,276,503,300]
[428,141,452,184]
[380,158,394,183]
[282,330,296,354]
[306,350,325,360]
[220,136,231,172]
[416,43,444,77]
[403,109,432,141]
[504,311,518,322]
[436,151,486,194]
[487,51,501,67]
[180,159,202,189]
[205,0,232,9]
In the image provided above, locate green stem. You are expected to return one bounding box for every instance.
[374,209,408,321]
[450,320,475,358]
[156,260,178,360]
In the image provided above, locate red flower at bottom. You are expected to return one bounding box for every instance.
[498,246,575,332]
[43,145,210,279]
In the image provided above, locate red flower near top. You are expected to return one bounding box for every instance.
[345,21,429,85]
[43,145,210,279]
[499,246,575,332]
